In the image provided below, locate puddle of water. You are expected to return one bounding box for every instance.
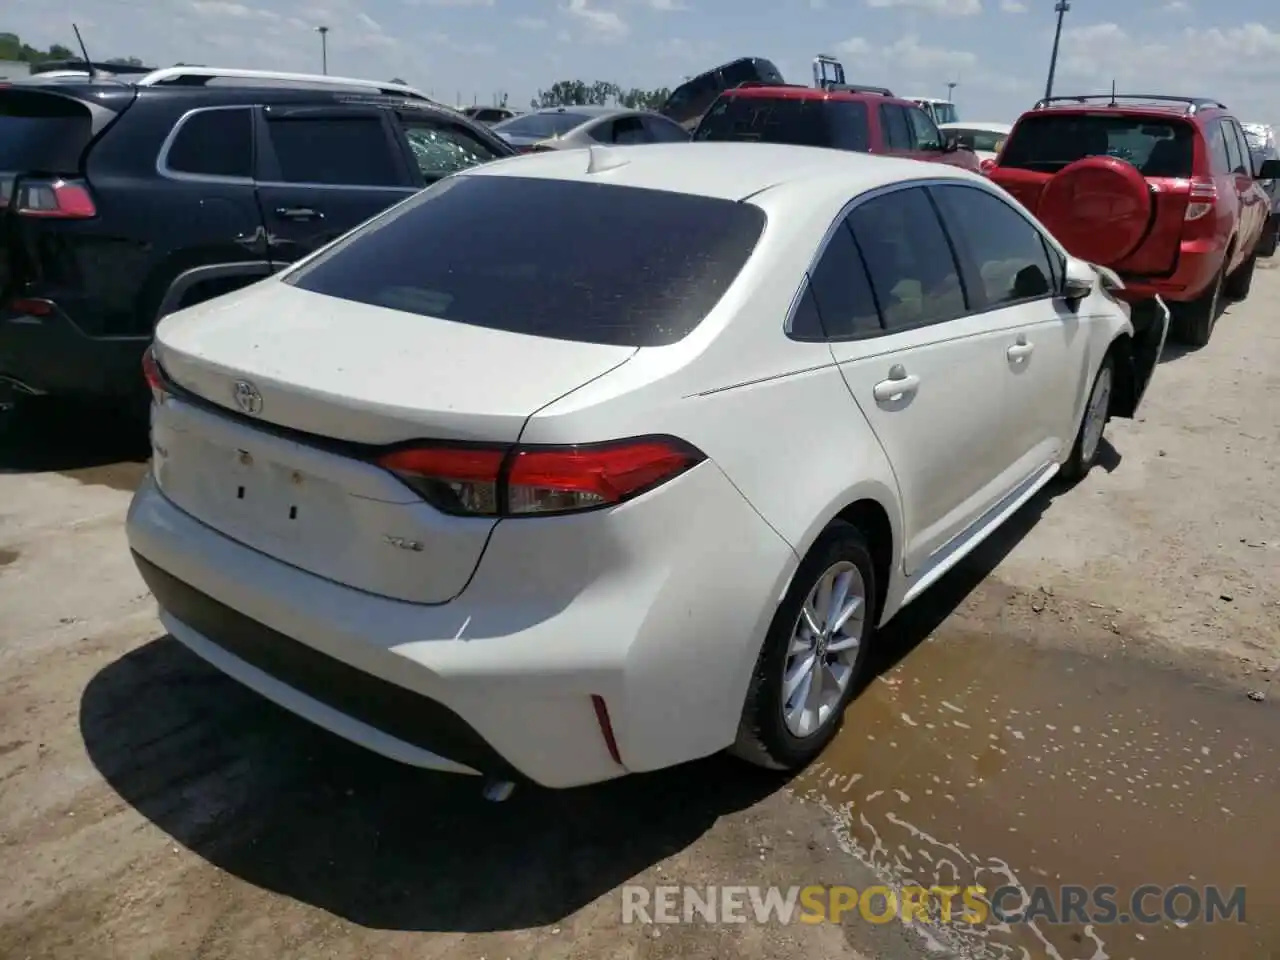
[0,548,17,568]
[796,630,1278,959]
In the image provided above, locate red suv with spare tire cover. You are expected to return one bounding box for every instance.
[988,95,1280,347]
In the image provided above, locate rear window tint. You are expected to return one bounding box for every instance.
[1000,114,1195,177]
[694,96,868,151]
[0,90,94,172]
[284,175,766,348]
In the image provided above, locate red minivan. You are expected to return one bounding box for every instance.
[988,95,1280,346]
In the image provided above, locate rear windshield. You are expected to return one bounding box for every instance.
[999,113,1195,176]
[285,174,766,347]
[694,96,870,151]
[492,112,590,139]
[946,127,1007,152]
[0,90,95,173]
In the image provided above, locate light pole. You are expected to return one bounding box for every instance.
[945,80,958,103]
[1044,0,1070,100]
[316,25,329,75]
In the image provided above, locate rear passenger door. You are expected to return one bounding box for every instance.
[821,186,1020,576]
[253,106,418,265]
[931,182,1082,474]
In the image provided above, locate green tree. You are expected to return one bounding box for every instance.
[532,79,670,110]
[0,31,141,67]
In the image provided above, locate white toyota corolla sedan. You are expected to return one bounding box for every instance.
[126,142,1168,791]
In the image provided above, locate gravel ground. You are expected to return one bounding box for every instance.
[1,261,1277,960]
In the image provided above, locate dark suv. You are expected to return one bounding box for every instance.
[0,69,515,417]
[692,83,982,173]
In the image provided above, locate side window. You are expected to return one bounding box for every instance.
[805,221,882,338]
[826,101,871,152]
[164,108,253,179]
[401,118,505,182]
[264,115,403,187]
[610,116,652,145]
[1220,121,1243,175]
[932,184,1055,308]
[1227,120,1252,174]
[879,105,912,150]
[846,187,967,330]
[789,283,827,340]
[1206,122,1231,174]
[905,106,942,151]
[642,116,690,142]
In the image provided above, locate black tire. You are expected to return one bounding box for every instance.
[1223,252,1256,300]
[1257,217,1278,259]
[1060,352,1115,483]
[731,521,878,771]
[1170,260,1225,347]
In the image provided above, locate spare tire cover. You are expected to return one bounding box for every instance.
[1038,156,1152,267]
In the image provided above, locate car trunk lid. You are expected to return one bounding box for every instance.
[151,280,636,603]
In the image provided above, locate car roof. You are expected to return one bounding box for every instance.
[940,121,1012,133]
[463,141,985,202]
[1024,96,1230,122]
[529,105,630,117]
[724,85,911,107]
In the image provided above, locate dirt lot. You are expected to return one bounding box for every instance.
[2,264,1278,960]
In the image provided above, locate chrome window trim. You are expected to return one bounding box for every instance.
[783,176,1066,343]
[155,105,256,185]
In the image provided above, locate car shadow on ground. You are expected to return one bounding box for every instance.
[0,400,149,477]
[78,447,1102,933]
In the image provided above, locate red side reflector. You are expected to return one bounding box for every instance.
[591,694,623,766]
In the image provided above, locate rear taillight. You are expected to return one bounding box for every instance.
[1185,177,1217,221]
[12,178,97,219]
[377,436,705,517]
[142,346,170,404]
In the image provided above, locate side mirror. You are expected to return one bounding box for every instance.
[1061,257,1095,302]
[1257,158,1280,180]
[956,133,976,150]
[942,133,960,153]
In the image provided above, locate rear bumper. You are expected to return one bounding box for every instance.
[1117,242,1222,303]
[126,465,797,789]
[0,303,149,400]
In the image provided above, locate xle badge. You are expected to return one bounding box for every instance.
[384,535,425,552]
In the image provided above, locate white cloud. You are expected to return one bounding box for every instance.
[1000,0,1027,11]
[405,0,495,6]
[514,15,548,29]
[647,0,690,9]
[864,0,982,16]
[1163,0,1190,10]
[561,0,629,40]
[835,33,1024,94]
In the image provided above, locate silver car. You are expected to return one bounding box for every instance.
[491,105,689,152]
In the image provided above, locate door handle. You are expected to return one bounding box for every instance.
[872,364,920,402]
[274,206,324,221]
[1007,335,1034,362]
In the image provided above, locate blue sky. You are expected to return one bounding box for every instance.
[9,0,1280,125]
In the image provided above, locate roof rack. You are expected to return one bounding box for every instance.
[1033,93,1228,115]
[827,83,894,96]
[31,59,157,76]
[134,66,430,101]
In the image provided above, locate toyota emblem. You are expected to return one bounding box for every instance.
[233,379,263,415]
